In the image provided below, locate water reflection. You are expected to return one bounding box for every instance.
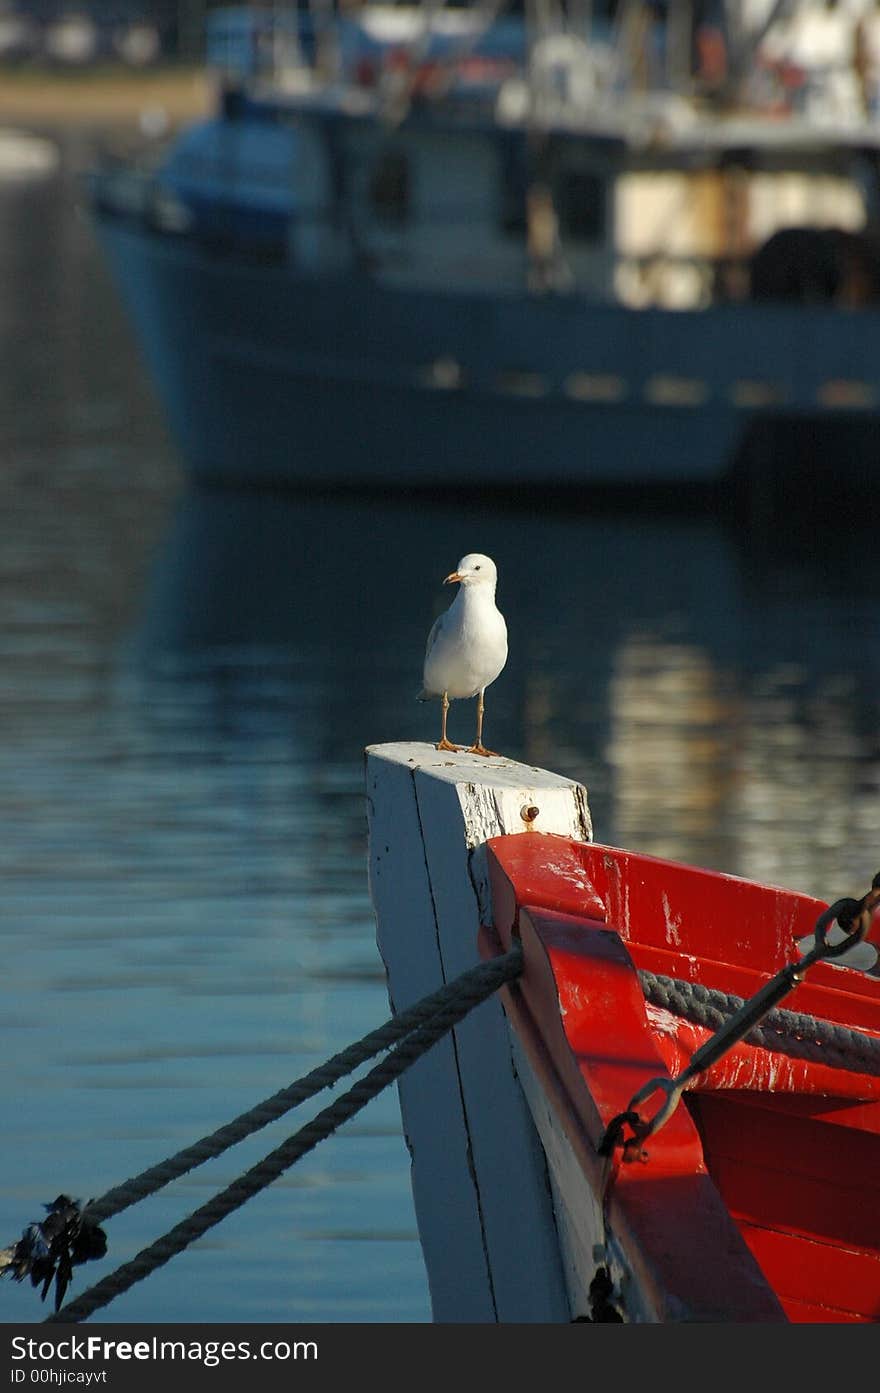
[608,636,740,867]
[0,138,432,1323]
[140,482,880,906]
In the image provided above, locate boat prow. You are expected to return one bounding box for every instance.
[481,834,880,1323]
[367,743,880,1323]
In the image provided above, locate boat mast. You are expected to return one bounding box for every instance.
[307,0,340,80]
[522,0,573,291]
[666,0,694,95]
[716,0,798,107]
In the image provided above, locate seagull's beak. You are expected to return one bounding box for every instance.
[444,571,463,585]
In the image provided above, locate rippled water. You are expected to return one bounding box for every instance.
[1,128,879,1325]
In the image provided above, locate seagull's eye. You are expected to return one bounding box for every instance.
[475,565,481,570]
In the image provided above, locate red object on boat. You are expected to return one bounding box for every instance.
[480,835,880,1324]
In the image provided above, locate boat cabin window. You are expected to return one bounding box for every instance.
[613,167,871,309]
[556,170,604,242]
[369,149,410,226]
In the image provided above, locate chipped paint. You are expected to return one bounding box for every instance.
[538,859,596,892]
[661,891,682,947]
[645,1003,688,1039]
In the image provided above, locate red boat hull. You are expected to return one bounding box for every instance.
[482,835,880,1323]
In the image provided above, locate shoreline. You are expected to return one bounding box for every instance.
[0,66,212,126]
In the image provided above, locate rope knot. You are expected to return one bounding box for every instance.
[0,1196,107,1312]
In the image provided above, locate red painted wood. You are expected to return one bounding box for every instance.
[639,1007,880,1104]
[481,907,786,1319]
[525,908,705,1173]
[737,1223,880,1323]
[487,834,880,1009]
[778,1296,869,1324]
[688,1094,880,1308]
[689,1092,880,1224]
[700,1089,880,1136]
[482,833,880,1322]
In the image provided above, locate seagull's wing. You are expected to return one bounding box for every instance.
[424,612,445,661]
[417,612,447,701]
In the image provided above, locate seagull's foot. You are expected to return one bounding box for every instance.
[467,743,499,757]
[436,739,461,752]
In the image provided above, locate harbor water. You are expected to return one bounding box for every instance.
[2,129,879,1325]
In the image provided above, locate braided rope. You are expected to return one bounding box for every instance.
[82,947,522,1228]
[44,945,523,1324]
[16,940,880,1324]
[640,970,880,1077]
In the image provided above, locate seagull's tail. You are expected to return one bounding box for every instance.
[415,688,431,702]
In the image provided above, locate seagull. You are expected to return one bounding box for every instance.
[418,552,508,756]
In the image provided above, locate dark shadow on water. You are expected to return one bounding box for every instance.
[137,467,880,660]
[136,478,744,660]
[188,474,734,519]
[132,471,880,796]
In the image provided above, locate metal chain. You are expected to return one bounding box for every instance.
[601,875,880,1159]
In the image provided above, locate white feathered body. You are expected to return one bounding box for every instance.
[421,567,508,701]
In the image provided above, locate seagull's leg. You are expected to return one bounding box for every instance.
[468,688,497,757]
[436,692,460,752]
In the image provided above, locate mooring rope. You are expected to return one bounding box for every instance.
[42,944,524,1324]
[6,919,880,1324]
[639,969,880,1077]
[80,947,523,1231]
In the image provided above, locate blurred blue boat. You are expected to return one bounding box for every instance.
[87,2,880,503]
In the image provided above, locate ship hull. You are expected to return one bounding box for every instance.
[94,211,880,499]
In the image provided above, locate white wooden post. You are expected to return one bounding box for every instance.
[365,741,592,1323]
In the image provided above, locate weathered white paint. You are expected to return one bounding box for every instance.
[366,740,591,1322]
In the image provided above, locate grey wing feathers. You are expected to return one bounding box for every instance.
[416,614,444,702]
[424,612,443,660]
